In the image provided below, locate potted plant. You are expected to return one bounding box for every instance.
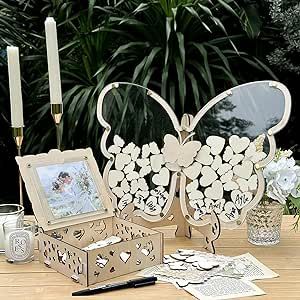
[247,149,300,245]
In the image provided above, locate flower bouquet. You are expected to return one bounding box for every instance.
[247,149,300,245]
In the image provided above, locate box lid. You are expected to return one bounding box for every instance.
[16,148,114,231]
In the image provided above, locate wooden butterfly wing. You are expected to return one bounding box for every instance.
[180,81,291,229]
[97,82,182,221]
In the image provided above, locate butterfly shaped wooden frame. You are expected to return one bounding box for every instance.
[97,81,291,253]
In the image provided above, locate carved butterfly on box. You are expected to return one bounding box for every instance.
[97,81,291,252]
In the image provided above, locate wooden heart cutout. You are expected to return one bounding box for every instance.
[200,166,218,187]
[211,155,222,171]
[233,160,253,179]
[142,144,151,158]
[118,194,133,210]
[223,146,233,162]
[219,202,239,222]
[120,251,131,263]
[114,135,125,147]
[139,165,152,177]
[126,171,139,181]
[220,170,233,183]
[223,180,239,191]
[123,142,136,154]
[115,153,131,170]
[150,154,164,173]
[131,146,141,161]
[124,161,135,174]
[214,199,225,214]
[186,180,199,193]
[188,190,204,200]
[206,136,225,155]
[96,255,109,268]
[229,135,250,154]
[217,163,232,176]
[231,190,253,209]
[196,145,213,166]
[108,170,124,188]
[144,196,162,215]
[204,180,223,200]
[229,154,244,166]
[108,144,121,154]
[183,162,202,180]
[152,167,170,186]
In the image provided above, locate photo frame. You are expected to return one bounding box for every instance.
[16,148,114,231]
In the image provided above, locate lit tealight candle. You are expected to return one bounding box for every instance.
[45,17,62,105]
[7,46,24,128]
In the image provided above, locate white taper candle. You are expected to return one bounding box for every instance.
[7,46,24,128]
[45,17,62,104]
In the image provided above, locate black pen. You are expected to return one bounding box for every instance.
[72,276,157,296]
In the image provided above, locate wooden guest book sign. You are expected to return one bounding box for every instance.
[97,81,291,253]
[16,148,163,286]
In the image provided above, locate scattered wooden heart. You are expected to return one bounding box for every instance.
[168,262,188,270]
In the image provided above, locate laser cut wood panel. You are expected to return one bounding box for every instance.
[40,217,162,286]
[97,81,291,253]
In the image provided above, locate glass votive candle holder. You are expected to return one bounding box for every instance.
[3,219,35,264]
[0,204,24,253]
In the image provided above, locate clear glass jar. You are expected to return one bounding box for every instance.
[247,201,284,246]
[3,219,35,264]
[0,204,24,253]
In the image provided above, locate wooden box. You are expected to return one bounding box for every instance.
[16,148,163,286]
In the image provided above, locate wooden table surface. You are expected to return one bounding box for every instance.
[0,216,299,300]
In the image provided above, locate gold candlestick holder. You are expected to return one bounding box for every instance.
[12,126,24,206]
[51,103,63,150]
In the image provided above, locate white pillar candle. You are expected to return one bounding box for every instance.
[7,46,24,128]
[45,17,62,104]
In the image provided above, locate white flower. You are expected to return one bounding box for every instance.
[263,154,300,204]
[266,180,288,204]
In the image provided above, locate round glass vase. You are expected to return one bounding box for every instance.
[246,200,284,246]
